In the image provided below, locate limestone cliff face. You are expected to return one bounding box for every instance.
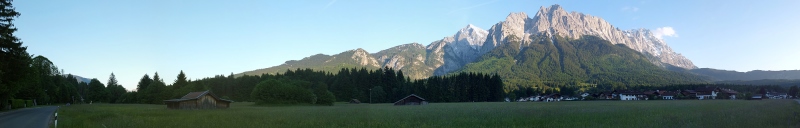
[482,12,530,53]
[482,4,696,69]
[372,43,431,79]
[350,48,380,67]
[427,24,489,75]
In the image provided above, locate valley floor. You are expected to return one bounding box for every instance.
[56,100,800,128]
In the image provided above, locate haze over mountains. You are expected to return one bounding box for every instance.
[238,4,799,85]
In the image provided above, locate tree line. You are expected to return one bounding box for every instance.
[0,0,109,109]
[111,67,506,105]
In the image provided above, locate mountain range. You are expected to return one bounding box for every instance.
[62,74,92,84]
[238,4,800,87]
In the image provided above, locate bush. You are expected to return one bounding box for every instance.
[251,79,316,105]
[26,100,33,107]
[315,90,335,106]
[11,99,25,108]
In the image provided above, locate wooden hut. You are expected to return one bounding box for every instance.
[349,99,361,104]
[164,90,234,109]
[394,94,427,106]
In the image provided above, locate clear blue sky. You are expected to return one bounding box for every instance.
[14,0,800,91]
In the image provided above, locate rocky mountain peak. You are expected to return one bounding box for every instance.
[482,12,530,52]
[488,4,697,69]
[348,48,380,67]
[455,24,489,49]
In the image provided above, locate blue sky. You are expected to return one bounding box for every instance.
[14,0,800,91]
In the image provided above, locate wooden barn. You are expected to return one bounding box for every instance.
[164,90,234,109]
[349,99,361,104]
[394,94,427,106]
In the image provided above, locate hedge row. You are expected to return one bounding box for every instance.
[9,99,34,109]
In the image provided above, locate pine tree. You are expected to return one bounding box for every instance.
[136,74,151,92]
[135,74,152,103]
[0,0,28,109]
[788,86,798,99]
[144,72,168,104]
[106,73,118,102]
[174,70,188,89]
[106,73,127,103]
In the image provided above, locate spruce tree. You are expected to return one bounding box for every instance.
[0,0,27,109]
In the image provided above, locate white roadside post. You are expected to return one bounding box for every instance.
[55,112,58,128]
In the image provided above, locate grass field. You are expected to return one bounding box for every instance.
[56,100,800,128]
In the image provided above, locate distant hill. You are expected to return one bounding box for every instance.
[63,74,92,83]
[75,75,92,83]
[236,48,382,77]
[715,79,800,87]
[689,68,800,81]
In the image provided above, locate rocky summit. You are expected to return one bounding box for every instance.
[427,24,489,75]
[483,4,696,69]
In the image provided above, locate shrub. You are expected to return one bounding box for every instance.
[251,79,316,105]
[311,82,335,106]
[11,99,25,108]
[315,90,335,106]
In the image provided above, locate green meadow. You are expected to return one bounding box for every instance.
[55,100,800,128]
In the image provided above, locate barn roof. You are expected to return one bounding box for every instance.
[697,86,719,91]
[720,89,739,94]
[164,90,234,103]
[393,94,426,104]
[181,91,209,99]
[661,92,677,96]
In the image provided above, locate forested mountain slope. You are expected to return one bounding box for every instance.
[458,34,708,91]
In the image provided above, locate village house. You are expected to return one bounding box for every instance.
[619,91,647,101]
[750,95,763,100]
[163,90,234,109]
[661,91,676,100]
[596,91,614,100]
[394,94,427,105]
[680,90,698,99]
[718,88,739,100]
[516,96,526,102]
[562,96,579,101]
[643,90,659,97]
[516,96,532,102]
[694,86,720,100]
[766,92,787,99]
[575,88,742,101]
[683,86,740,100]
[544,94,561,102]
[580,92,591,99]
[587,91,618,100]
[529,96,541,102]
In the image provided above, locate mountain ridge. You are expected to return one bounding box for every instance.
[236,4,792,85]
[481,4,696,69]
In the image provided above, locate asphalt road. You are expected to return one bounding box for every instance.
[0,106,58,128]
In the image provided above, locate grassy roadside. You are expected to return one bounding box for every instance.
[56,100,800,128]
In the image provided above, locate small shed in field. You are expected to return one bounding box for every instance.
[164,90,234,109]
[349,99,361,104]
[394,94,427,106]
[749,95,763,100]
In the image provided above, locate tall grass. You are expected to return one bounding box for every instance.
[56,100,800,128]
